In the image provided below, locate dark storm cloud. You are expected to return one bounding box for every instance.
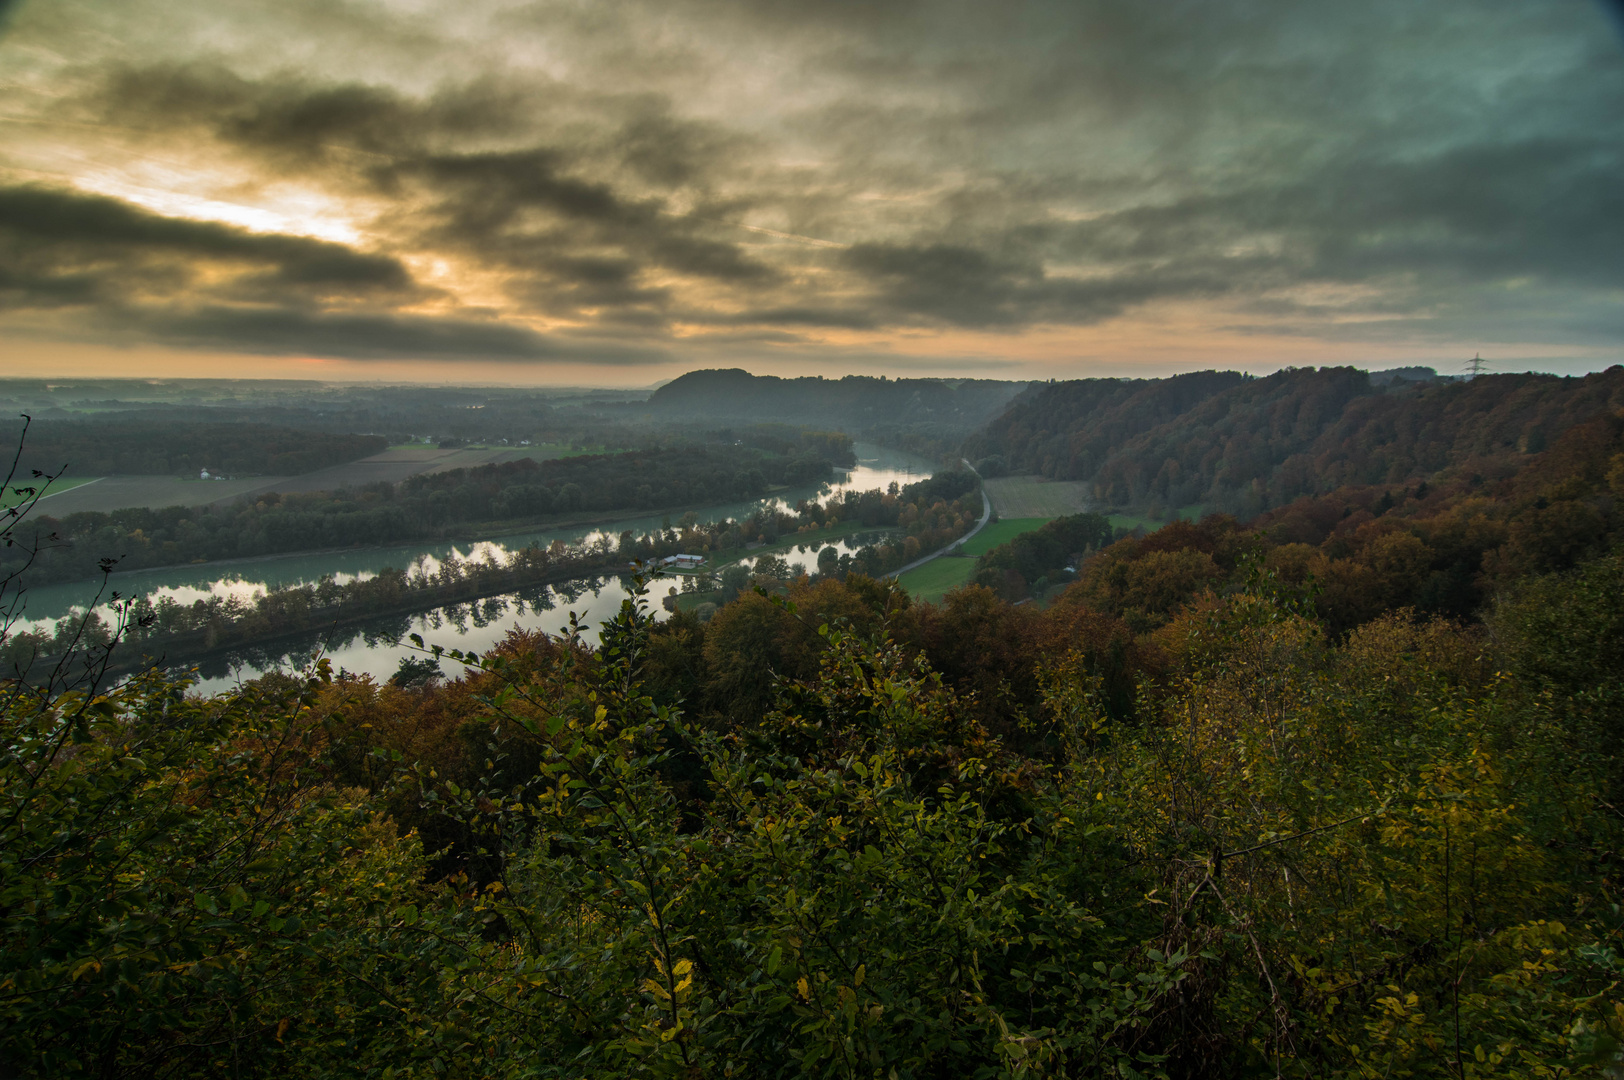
[384,148,770,283]
[74,62,776,323]
[1026,134,1624,327]
[128,306,666,363]
[0,185,419,308]
[842,243,1114,328]
[87,63,533,164]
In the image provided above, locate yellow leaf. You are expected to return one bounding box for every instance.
[797,976,811,1001]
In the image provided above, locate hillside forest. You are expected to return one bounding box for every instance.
[3,366,1624,1077]
[968,366,1624,519]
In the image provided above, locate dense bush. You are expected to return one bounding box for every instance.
[5,552,1623,1076]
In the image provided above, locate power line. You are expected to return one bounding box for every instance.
[1464,353,1489,378]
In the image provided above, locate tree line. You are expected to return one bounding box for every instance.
[0,538,622,679]
[3,468,978,676]
[3,434,855,587]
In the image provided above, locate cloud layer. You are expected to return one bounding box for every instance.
[1,0,1620,378]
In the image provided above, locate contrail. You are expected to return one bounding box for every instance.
[725,221,848,249]
[668,210,847,249]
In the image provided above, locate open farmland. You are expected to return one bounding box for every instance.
[31,476,286,515]
[982,476,1091,518]
[225,446,525,500]
[23,446,543,514]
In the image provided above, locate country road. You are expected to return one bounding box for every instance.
[885,459,992,580]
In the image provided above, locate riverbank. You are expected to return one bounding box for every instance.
[14,442,937,623]
[7,540,637,684]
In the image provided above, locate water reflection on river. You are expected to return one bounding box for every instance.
[187,575,641,696]
[18,444,937,691]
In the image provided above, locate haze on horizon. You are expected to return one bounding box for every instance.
[1,0,1621,387]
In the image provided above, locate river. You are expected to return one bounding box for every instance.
[12,444,936,692]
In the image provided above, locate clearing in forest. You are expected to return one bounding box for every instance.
[958,516,1051,557]
[982,475,1091,518]
[898,516,1053,603]
[1107,504,1206,533]
[896,555,979,603]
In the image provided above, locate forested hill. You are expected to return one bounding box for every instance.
[965,365,1624,517]
[644,369,1029,437]
[6,420,385,477]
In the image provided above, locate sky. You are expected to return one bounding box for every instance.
[1,0,1621,386]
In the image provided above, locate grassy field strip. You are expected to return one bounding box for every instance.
[958,517,1051,557]
[982,476,1091,518]
[1,476,100,510]
[896,556,978,603]
[898,517,1054,602]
